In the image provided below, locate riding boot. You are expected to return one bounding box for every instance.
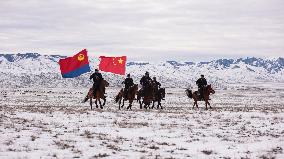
[142,88,145,97]
[197,90,201,100]
[124,90,127,99]
[93,88,97,97]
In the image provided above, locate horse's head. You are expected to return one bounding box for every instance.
[131,84,139,93]
[133,84,138,91]
[160,88,165,99]
[102,80,109,87]
[207,84,215,94]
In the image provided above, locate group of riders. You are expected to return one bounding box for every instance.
[90,69,208,100]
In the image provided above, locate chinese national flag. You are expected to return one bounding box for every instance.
[99,56,127,75]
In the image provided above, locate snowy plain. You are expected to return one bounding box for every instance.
[1,83,284,159]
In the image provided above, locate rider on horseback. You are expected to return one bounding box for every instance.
[152,77,161,88]
[152,77,161,91]
[140,71,152,96]
[152,77,161,100]
[196,75,207,100]
[122,74,134,98]
[90,69,103,96]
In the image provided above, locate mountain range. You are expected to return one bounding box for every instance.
[0,53,283,89]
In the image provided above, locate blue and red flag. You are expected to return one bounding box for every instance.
[59,49,90,78]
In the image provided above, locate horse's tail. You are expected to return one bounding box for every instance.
[115,94,120,103]
[186,89,193,98]
[115,89,123,103]
[82,96,89,103]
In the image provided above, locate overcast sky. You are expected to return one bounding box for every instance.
[0,0,283,61]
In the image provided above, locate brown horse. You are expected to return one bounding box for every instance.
[137,83,154,109]
[186,84,215,110]
[152,88,165,109]
[83,79,109,109]
[115,84,138,110]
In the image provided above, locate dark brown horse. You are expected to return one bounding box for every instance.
[115,84,138,110]
[83,79,109,109]
[137,83,154,109]
[186,84,215,110]
[152,88,165,109]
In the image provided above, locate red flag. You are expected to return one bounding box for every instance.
[59,49,90,78]
[99,56,127,75]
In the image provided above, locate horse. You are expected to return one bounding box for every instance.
[115,84,138,110]
[151,88,165,109]
[137,83,154,109]
[83,79,109,109]
[185,84,215,110]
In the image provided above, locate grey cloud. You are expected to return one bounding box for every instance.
[0,0,283,60]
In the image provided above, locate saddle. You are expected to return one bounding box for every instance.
[194,90,211,101]
[194,91,204,101]
[123,88,129,99]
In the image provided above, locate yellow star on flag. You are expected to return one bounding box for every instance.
[118,58,124,64]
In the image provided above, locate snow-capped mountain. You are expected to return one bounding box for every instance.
[0,53,283,89]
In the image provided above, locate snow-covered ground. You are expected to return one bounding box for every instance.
[1,83,284,158]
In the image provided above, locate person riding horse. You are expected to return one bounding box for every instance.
[152,76,161,93]
[140,71,152,95]
[196,74,207,100]
[152,77,161,89]
[122,74,134,98]
[90,69,103,96]
[152,77,162,100]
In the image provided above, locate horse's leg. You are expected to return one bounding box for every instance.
[205,100,208,110]
[205,94,212,109]
[99,99,103,109]
[144,104,148,109]
[118,101,121,110]
[95,99,98,108]
[143,100,147,109]
[192,96,196,108]
[90,97,92,110]
[208,101,212,109]
[205,96,212,109]
[151,101,155,109]
[146,100,151,109]
[159,100,162,109]
[139,98,143,109]
[127,100,132,110]
[102,97,106,106]
[195,99,199,108]
[156,101,159,109]
[121,99,125,108]
[118,98,121,110]
[129,100,132,110]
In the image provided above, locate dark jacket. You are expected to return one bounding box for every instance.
[140,76,152,86]
[196,77,207,88]
[90,72,103,83]
[152,80,161,88]
[122,77,134,89]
